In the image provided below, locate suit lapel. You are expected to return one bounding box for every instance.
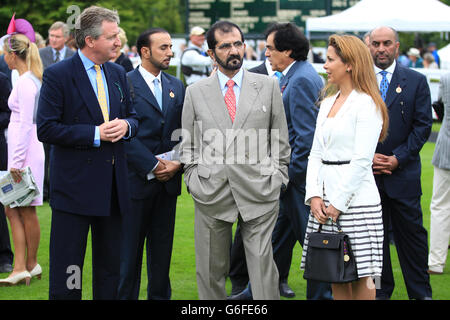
[280,61,300,94]
[334,89,356,120]
[44,47,53,65]
[161,72,175,117]
[200,74,232,134]
[130,68,163,116]
[222,70,261,151]
[104,62,121,120]
[233,70,259,131]
[316,93,336,150]
[71,54,104,123]
[385,64,406,108]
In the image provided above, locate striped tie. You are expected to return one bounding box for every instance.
[54,50,60,63]
[94,64,109,122]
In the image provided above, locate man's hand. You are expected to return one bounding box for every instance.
[372,153,399,175]
[99,118,129,143]
[154,158,181,182]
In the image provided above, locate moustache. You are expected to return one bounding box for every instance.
[227,55,242,63]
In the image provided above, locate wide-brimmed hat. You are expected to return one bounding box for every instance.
[190,26,205,36]
[407,48,421,58]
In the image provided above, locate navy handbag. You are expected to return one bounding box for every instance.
[303,220,358,283]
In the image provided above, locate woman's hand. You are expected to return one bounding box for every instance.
[325,204,341,222]
[9,168,22,183]
[310,197,328,224]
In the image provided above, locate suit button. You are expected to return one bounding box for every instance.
[161,120,165,125]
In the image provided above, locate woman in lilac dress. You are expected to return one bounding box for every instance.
[0,21,44,286]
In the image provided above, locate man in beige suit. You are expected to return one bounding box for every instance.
[180,21,290,300]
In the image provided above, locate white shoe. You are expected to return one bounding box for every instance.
[0,271,31,286]
[29,264,42,280]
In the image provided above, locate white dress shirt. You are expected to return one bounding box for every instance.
[52,46,67,62]
[282,60,296,77]
[374,60,396,87]
[138,65,162,97]
[217,67,244,106]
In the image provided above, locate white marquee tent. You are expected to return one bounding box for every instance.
[306,0,450,33]
[438,43,450,69]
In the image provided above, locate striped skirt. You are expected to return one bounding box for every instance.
[300,198,384,279]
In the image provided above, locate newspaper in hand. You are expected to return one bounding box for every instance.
[0,166,40,208]
[147,149,180,181]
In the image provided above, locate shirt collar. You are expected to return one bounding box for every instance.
[78,49,97,71]
[282,60,296,76]
[138,65,162,83]
[374,59,396,75]
[217,67,244,90]
[52,46,66,57]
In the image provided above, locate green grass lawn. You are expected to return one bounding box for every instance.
[0,141,448,300]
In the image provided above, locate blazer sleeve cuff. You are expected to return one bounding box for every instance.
[305,186,323,206]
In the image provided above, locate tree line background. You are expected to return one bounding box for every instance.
[0,0,449,53]
[0,0,186,47]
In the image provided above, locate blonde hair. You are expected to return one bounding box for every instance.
[322,34,389,142]
[118,27,127,49]
[4,34,43,81]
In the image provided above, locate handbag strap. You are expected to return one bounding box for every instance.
[318,218,343,233]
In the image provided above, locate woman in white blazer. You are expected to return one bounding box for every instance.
[300,35,389,300]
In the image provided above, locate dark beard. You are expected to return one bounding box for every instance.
[149,49,170,70]
[215,53,243,71]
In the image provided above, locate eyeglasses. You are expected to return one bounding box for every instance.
[216,41,244,51]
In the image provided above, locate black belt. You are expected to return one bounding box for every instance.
[322,160,351,165]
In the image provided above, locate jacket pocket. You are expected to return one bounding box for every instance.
[197,164,211,179]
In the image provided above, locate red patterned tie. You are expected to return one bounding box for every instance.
[224,79,236,122]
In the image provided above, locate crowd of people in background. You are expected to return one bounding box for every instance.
[0,4,448,302]
[398,42,441,69]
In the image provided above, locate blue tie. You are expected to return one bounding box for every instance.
[274,71,282,82]
[153,78,162,110]
[379,70,389,101]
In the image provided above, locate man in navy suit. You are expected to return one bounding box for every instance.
[369,26,432,300]
[264,23,331,300]
[37,6,138,300]
[117,28,184,300]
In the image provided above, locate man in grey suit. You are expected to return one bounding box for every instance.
[39,21,75,201]
[39,21,75,69]
[180,21,290,300]
[428,72,450,275]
